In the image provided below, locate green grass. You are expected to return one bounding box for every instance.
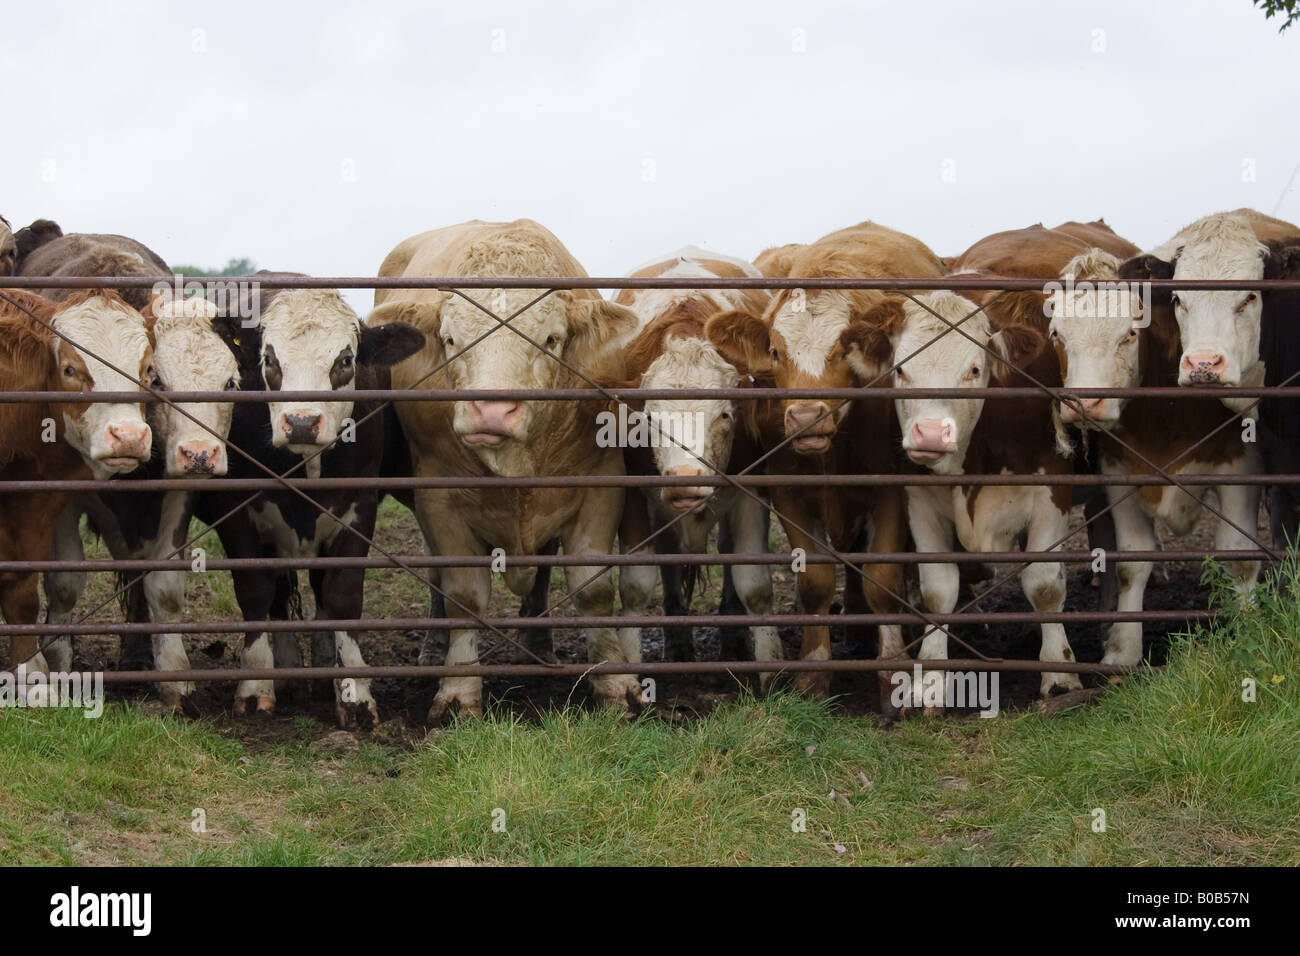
[2,559,1297,866]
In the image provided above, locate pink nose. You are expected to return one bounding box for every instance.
[664,466,710,509]
[1061,397,1106,423]
[105,422,151,459]
[467,401,522,434]
[1181,351,1226,383]
[176,440,223,474]
[910,419,955,453]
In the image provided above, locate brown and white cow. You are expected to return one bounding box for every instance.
[610,248,780,671]
[1048,248,1263,667]
[0,216,16,276]
[706,221,944,706]
[753,243,806,279]
[849,288,1080,699]
[1,289,155,681]
[368,219,642,721]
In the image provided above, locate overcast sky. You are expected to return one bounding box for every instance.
[3,0,1297,314]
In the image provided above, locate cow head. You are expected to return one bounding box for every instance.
[143,295,243,476]
[841,293,1043,474]
[708,290,885,454]
[259,289,423,454]
[49,291,154,478]
[1150,213,1270,391]
[626,318,746,513]
[368,289,638,473]
[1048,250,1157,428]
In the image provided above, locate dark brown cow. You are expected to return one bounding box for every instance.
[20,232,168,310]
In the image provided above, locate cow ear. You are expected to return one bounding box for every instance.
[565,298,640,369]
[1264,239,1300,280]
[840,321,897,383]
[988,323,1045,384]
[358,322,426,366]
[368,296,445,358]
[705,309,770,376]
[1119,253,1173,282]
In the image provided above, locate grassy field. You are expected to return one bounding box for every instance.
[1,558,1295,866]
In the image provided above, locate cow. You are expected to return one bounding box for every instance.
[1127,209,1300,546]
[848,287,1080,700]
[19,232,168,312]
[1046,247,1263,668]
[12,219,64,269]
[41,293,245,712]
[1258,236,1300,545]
[193,273,423,726]
[705,221,944,708]
[1,289,155,681]
[367,219,642,721]
[609,248,780,672]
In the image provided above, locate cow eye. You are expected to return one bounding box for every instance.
[718,411,732,423]
[1238,293,1258,312]
[63,365,76,378]
[970,365,981,378]
[1170,294,1181,309]
[224,376,239,391]
[340,352,353,368]
[545,335,558,350]
[1124,328,1138,341]
[770,348,780,362]
[444,336,455,349]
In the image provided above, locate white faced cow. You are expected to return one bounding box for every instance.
[611,248,780,674]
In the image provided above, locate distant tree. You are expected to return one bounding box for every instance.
[170,257,256,276]
[1255,0,1299,31]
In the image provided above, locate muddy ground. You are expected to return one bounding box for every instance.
[3,492,1275,747]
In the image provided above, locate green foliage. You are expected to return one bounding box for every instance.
[168,257,256,277]
[1255,0,1299,32]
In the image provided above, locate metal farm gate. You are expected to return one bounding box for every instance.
[2,271,1297,700]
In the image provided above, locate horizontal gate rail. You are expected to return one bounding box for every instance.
[5,274,1300,291]
[0,548,1268,574]
[1,386,1296,403]
[1,473,1295,493]
[0,657,1138,685]
[0,609,1213,638]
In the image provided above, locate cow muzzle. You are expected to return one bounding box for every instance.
[460,401,523,446]
[1180,350,1228,385]
[785,403,836,454]
[99,421,152,471]
[280,410,324,445]
[175,439,225,476]
[1060,396,1115,427]
[905,418,956,463]
[662,466,712,512]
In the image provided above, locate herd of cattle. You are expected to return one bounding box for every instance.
[1,209,1297,726]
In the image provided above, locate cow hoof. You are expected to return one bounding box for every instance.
[233,695,275,718]
[426,693,483,725]
[793,673,831,699]
[336,700,381,731]
[1040,672,1084,697]
[163,693,201,719]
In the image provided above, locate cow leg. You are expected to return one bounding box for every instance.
[1100,490,1155,669]
[2,575,47,677]
[428,562,489,722]
[517,538,557,660]
[714,513,751,662]
[617,492,658,665]
[1084,489,1118,616]
[564,487,641,711]
[225,563,278,716]
[41,501,87,673]
[725,493,781,689]
[1216,480,1263,602]
[658,537,694,662]
[315,570,378,730]
[142,569,197,714]
[907,487,957,715]
[864,487,908,714]
[1023,490,1081,697]
[773,490,836,699]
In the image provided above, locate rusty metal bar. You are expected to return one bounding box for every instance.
[1,657,1138,685]
[2,473,1296,493]
[6,274,1300,291]
[0,609,1212,638]
[2,386,1298,403]
[0,548,1268,574]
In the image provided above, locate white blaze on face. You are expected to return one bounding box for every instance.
[52,295,153,477]
[772,292,851,376]
[892,292,991,475]
[1163,214,1267,388]
[640,336,740,510]
[260,289,362,453]
[151,298,240,476]
[440,288,571,454]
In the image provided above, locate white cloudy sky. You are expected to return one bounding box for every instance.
[3,0,1297,314]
